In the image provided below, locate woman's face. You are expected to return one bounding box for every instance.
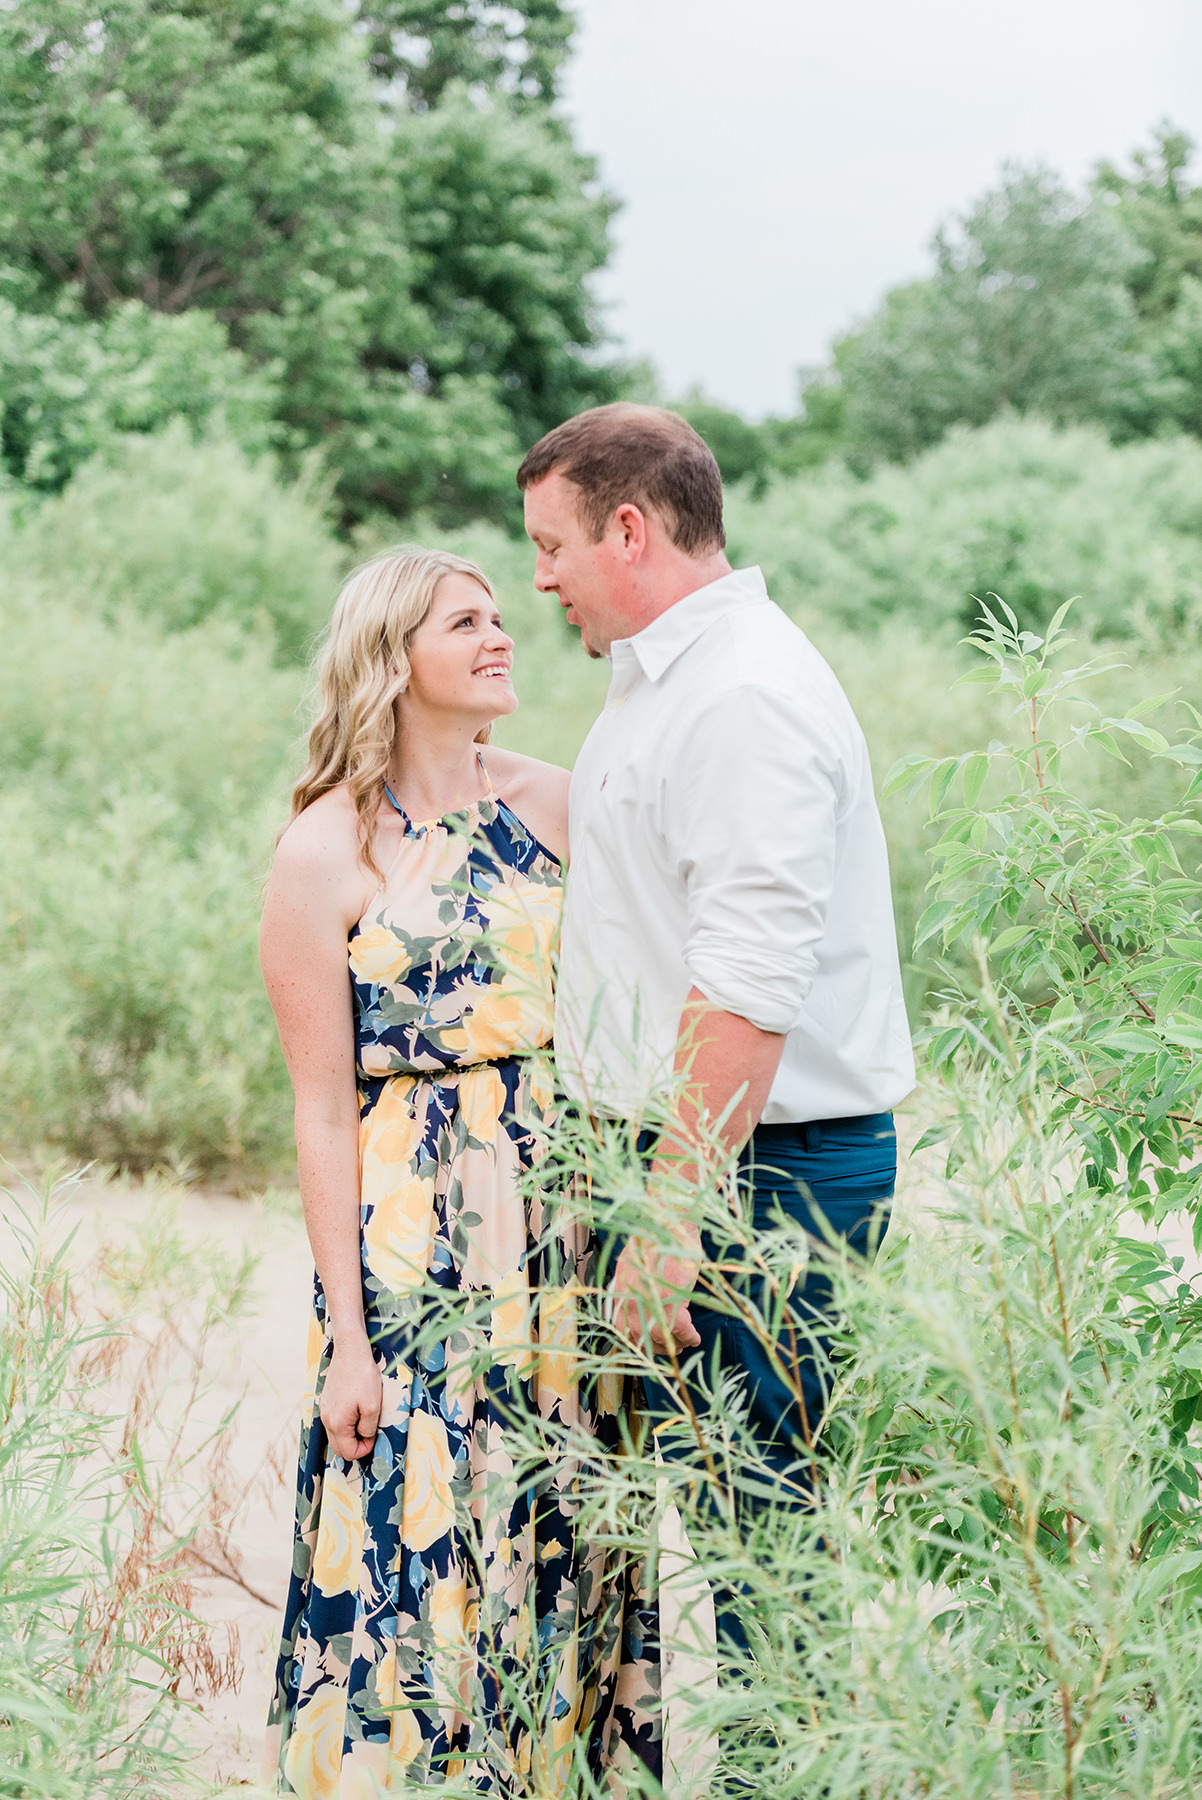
[402,573,517,727]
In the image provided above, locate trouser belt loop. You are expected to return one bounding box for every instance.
[800,1120,821,1155]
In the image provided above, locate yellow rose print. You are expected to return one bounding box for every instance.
[389,1698,423,1771]
[281,1683,347,1799]
[459,986,527,1061]
[459,1064,506,1144]
[537,1283,580,1406]
[311,1463,365,1598]
[349,923,412,987]
[428,1571,468,1649]
[401,1409,457,1552]
[362,1078,422,1169]
[528,1054,555,1114]
[480,885,560,991]
[361,1173,436,1294]
[491,1268,535,1375]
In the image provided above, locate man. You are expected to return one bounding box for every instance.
[518,403,914,1643]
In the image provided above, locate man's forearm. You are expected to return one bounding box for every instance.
[612,988,785,1352]
[651,985,786,1191]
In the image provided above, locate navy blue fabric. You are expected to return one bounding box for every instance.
[640,1112,896,1654]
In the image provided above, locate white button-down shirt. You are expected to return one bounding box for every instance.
[554,566,915,1124]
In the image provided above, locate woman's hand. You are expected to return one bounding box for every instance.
[321,1335,383,1461]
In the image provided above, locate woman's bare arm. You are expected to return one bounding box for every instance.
[260,792,382,1461]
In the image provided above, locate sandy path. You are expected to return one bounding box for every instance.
[37,1178,313,1791]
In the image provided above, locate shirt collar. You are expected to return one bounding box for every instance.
[617,566,770,684]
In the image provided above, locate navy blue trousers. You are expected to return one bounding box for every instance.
[640,1112,897,1655]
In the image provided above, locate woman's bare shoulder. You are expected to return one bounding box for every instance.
[486,747,569,799]
[484,748,570,860]
[270,788,380,927]
[274,785,363,873]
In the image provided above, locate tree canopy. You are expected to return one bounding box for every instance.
[0,0,610,521]
[774,130,1202,472]
[825,168,1144,465]
[356,1,573,109]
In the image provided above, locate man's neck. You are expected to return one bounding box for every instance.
[627,550,734,636]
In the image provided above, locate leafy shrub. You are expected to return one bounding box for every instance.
[727,413,1202,637]
[890,598,1202,1236]
[6,434,1202,1174]
[0,569,302,1175]
[7,426,346,662]
[0,298,279,492]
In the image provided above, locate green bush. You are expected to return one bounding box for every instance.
[5,427,1202,1175]
[727,413,1202,638]
[7,425,346,662]
[0,551,304,1174]
[0,298,280,492]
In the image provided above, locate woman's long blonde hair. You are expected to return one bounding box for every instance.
[290,546,496,876]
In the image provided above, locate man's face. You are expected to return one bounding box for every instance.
[523,470,636,659]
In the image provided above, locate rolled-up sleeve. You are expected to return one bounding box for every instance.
[665,682,842,1035]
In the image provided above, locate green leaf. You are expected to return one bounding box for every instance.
[961,752,990,810]
[1154,744,1202,767]
[989,925,1032,953]
[914,901,962,948]
[882,753,937,798]
[1098,1027,1163,1054]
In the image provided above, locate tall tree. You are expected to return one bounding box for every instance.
[356,1,573,109]
[0,0,613,518]
[1095,126,1202,322]
[829,168,1143,465]
[1095,127,1202,440]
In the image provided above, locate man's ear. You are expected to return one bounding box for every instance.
[612,502,649,560]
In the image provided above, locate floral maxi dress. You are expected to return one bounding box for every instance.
[265,794,661,1797]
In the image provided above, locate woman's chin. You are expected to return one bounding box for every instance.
[483,686,519,720]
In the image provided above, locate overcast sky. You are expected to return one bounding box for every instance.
[562,0,1202,416]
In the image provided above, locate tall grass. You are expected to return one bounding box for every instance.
[0,1172,260,1795]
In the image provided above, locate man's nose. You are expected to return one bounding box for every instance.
[532,553,556,592]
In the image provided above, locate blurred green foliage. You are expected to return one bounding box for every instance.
[356,0,573,109]
[726,413,1202,638]
[789,127,1202,470]
[0,0,610,523]
[11,424,344,658]
[4,421,1202,1175]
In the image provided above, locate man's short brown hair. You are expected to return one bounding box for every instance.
[516,403,725,557]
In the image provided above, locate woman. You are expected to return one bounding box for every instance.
[260,549,659,1796]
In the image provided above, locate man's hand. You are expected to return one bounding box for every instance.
[611,1226,703,1356]
[321,1335,383,1461]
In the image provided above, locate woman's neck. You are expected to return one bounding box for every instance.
[386,718,489,823]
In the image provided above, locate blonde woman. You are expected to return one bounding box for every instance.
[260,550,659,1795]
